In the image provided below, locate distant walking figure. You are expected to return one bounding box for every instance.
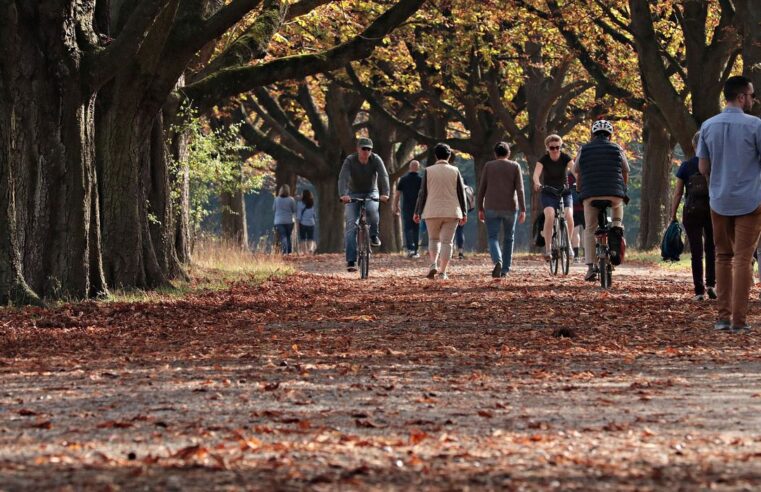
[671,131,715,301]
[393,160,423,258]
[477,142,526,278]
[273,185,297,255]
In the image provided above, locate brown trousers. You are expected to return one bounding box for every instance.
[712,206,761,326]
[582,196,624,265]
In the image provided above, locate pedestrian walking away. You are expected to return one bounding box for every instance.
[273,185,297,255]
[698,75,761,332]
[297,189,317,255]
[338,137,390,272]
[393,160,423,258]
[477,141,527,278]
[670,131,715,301]
[414,143,468,280]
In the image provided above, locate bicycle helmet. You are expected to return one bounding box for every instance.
[591,119,614,136]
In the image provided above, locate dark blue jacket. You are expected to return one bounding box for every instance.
[578,137,626,201]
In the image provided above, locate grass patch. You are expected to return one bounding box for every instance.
[107,239,293,303]
[625,248,692,271]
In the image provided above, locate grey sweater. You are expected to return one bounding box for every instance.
[338,153,390,196]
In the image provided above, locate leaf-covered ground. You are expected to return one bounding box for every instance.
[2,254,761,491]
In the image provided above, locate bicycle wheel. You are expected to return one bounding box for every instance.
[549,221,559,275]
[358,225,370,279]
[560,221,570,275]
[599,257,611,289]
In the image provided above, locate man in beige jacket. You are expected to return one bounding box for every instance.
[414,144,468,279]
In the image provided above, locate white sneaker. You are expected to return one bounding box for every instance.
[693,294,705,301]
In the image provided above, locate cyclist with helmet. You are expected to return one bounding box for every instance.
[573,120,629,281]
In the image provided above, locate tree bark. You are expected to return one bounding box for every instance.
[314,178,344,253]
[639,107,673,249]
[0,2,100,301]
[220,185,249,248]
[738,0,761,116]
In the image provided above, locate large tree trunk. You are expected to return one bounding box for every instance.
[314,178,344,253]
[638,107,673,249]
[220,186,249,248]
[0,3,101,302]
[739,0,761,117]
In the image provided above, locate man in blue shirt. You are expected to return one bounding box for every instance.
[393,160,423,258]
[698,75,761,332]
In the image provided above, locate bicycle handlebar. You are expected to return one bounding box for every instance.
[540,185,571,197]
[341,197,381,203]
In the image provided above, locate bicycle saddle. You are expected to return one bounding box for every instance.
[591,200,612,209]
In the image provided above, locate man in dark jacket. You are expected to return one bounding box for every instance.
[393,160,423,258]
[573,120,629,281]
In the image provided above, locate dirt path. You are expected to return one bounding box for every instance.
[2,254,761,490]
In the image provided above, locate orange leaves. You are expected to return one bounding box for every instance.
[408,429,428,445]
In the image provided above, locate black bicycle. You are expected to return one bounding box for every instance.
[592,200,613,289]
[347,197,379,279]
[542,185,572,275]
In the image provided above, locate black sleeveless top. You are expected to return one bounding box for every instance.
[539,152,572,188]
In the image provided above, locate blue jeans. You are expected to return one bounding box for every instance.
[455,223,465,250]
[402,210,419,253]
[344,193,380,262]
[275,223,294,254]
[485,209,517,271]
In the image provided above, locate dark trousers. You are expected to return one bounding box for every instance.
[402,211,419,253]
[455,224,465,250]
[275,223,294,254]
[683,211,715,295]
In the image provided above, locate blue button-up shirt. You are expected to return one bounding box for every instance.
[697,107,761,216]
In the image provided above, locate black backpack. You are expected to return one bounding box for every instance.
[533,214,545,247]
[684,172,710,215]
[661,220,684,261]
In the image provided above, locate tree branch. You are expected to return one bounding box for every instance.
[190,0,284,83]
[84,0,172,89]
[346,63,474,152]
[237,107,318,179]
[182,0,426,114]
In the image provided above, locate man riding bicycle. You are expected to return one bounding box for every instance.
[338,137,390,272]
[573,120,629,281]
[533,134,575,261]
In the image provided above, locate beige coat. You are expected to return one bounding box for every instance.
[416,161,466,220]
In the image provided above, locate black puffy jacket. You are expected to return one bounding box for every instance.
[578,137,626,201]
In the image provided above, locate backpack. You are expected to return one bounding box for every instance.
[464,184,476,212]
[608,226,626,266]
[684,172,710,215]
[533,213,545,248]
[661,219,684,261]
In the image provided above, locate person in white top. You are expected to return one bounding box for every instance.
[413,143,468,280]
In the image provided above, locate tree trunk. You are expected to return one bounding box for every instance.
[220,186,249,248]
[0,4,100,302]
[167,127,192,263]
[147,115,186,280]
[639,107,673,249]
[739,0,761,117]
[314,178,344,253]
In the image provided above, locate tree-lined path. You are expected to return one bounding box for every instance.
[2,255,761,490]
